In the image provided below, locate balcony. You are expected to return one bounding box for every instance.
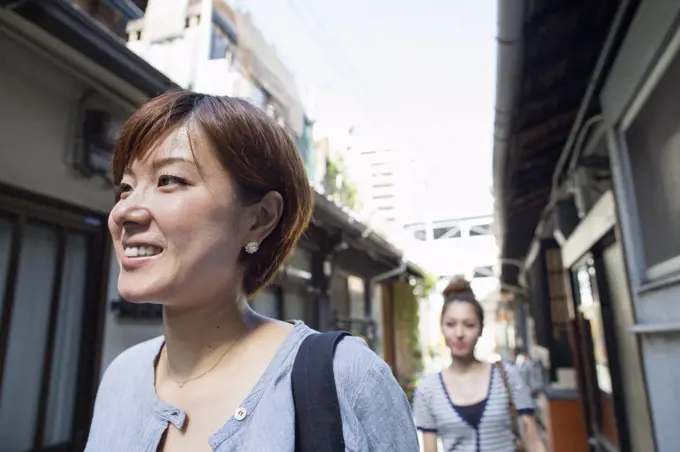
[69,0,143,40]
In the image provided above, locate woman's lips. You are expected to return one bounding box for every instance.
[121,251,163,270]
[452,341,468,350]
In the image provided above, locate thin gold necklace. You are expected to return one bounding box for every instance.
[164,332,245,388]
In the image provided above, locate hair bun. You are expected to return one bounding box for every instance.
[442,275,473,299]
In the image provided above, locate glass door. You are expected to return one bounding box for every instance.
[0,190,107,452]
[570,250,628,452]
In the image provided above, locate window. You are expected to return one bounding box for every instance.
[210,21,233,60]
[434,225,461,239]
[473,266,494,278]
[0,193,107,450]
[470,223,492,236]
[625,40,680,270]
[249,84,269,110]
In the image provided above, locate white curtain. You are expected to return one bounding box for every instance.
[0,218,12,327]
[0,224,58,452]
[43,233,88,447]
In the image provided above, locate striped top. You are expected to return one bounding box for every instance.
[413,363,534,451]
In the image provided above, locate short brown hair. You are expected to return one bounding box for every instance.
[112,90,313,295]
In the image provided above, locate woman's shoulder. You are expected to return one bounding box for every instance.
[415,371,442,392]
[492,360,522,381]
[326,333,419,449]
[312,332,404,403]
[327,334,394,392]
[100,335,164,386]
[332,334,384,373]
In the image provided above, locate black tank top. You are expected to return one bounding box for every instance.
[452,398,487,429]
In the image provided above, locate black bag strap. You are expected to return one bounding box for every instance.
[292,331,350,452]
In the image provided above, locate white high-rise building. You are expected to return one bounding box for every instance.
[344,143,428,241]
[125,0,305,138]
[357,148,400,229]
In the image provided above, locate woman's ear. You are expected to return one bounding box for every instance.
[244,191,283,245]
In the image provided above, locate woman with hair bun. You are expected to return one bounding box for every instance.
[414,276,546,451]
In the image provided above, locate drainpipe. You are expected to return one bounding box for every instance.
[492,0,525,244]
[370,259,408,297]
[368,260,408,320]
[370,260,408,287]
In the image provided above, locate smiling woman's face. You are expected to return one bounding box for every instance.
[441,301,482,359]
[108,125,248,305]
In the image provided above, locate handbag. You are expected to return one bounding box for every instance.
[291,331,350,452]
[494,361,526,452]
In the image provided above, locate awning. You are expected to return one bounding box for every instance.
[492,0,632,286]
[312,191,424,279]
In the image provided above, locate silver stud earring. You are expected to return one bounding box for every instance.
[245,242,259,254]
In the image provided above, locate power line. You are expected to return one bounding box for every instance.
[289,0,360,76]
[284,0,354,79]
[283,0,384,131]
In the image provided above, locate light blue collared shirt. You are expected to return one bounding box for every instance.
[85,321,419,451]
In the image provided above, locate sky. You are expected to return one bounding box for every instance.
[233,0,498,220]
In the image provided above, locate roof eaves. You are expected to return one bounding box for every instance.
[18,0,179,97]
[312,191,409,267]
[213,11,238,44]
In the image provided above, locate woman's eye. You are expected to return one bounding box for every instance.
[115,183,132,199]
[158,174,187,187]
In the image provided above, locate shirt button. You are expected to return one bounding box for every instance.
[234,406,247,421]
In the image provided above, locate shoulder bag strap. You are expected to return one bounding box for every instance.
[292,331,350,452]
[494,361,525,451]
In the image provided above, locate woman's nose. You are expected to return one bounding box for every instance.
[454,325,465,339]
[111,193,152,228]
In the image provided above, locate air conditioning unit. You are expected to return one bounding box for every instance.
[79,109,123,177]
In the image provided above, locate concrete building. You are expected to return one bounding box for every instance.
[0,2,175,450]
[347,144,430,243]
[492,0,680,450]
[126,0,305,140]
[356,147,401,227]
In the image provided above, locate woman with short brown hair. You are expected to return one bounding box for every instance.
[85,91,418,451]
